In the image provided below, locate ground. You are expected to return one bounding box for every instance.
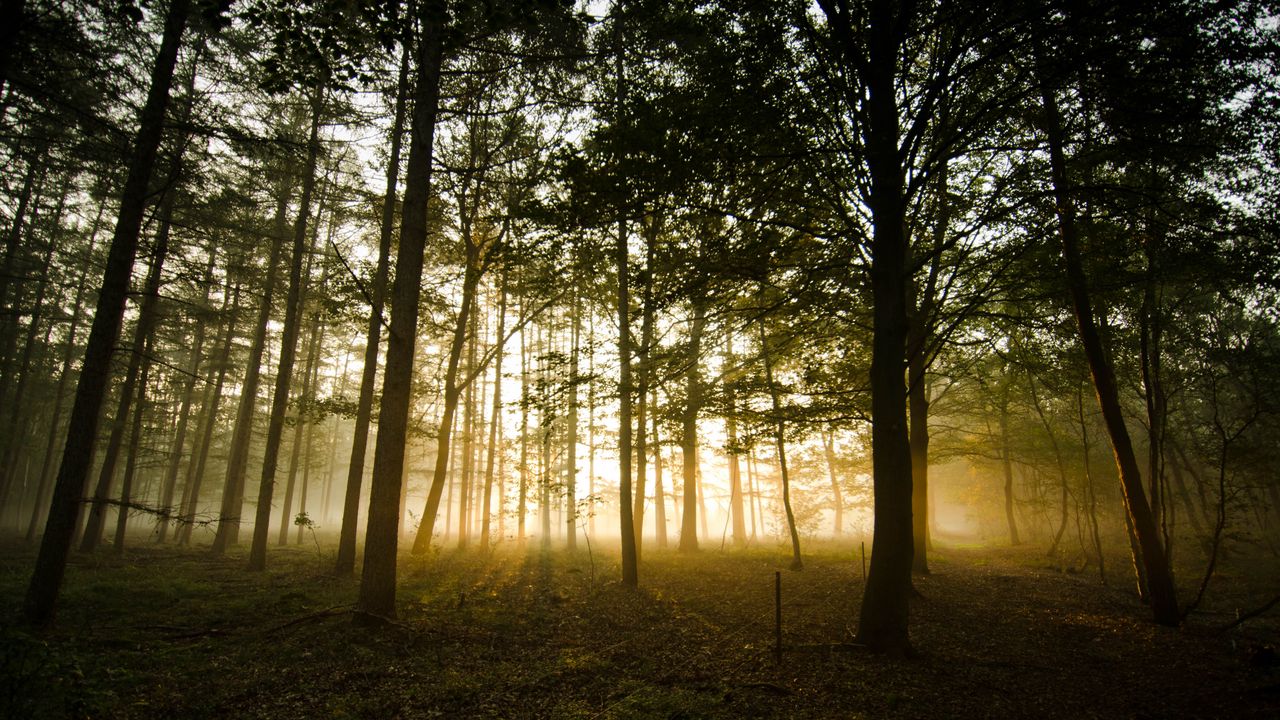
[1,537,1277,718]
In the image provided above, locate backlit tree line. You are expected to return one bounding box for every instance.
[2,0,1277,654]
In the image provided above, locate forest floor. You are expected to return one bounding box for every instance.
[1,535,1278,719]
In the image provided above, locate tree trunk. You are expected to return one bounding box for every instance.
[652,389,667,549]
[155,249,215,542]
[335,45,409,575]
[759,321,802,570]
[357,7,445,621]
[456,305,479,550]
[837,0,916,655]
[26,208,103,542]
[999,385,1020,547]
[248,89,324,571]
[726,334,746,547]
[518,314,529,541]
[80,182,176,553]
[211,156,294,555]
[566,288,580,551]
[480,275,506,551]
[177,282,240,545]
[412,248,479,553]
[822,429,843,537]
[613,0,638,587]
[677,301,706,553]
[112,333,154,552]
[1041,81,1179,626]
[279,316,324,545]
[23,0,191,627]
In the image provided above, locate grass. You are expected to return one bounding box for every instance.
[1,535,1278,718]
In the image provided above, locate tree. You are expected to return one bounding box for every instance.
[24,0,196,627]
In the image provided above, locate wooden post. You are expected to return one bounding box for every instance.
[774,570,782,665]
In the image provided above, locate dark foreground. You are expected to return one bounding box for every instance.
[1,538,1277,718]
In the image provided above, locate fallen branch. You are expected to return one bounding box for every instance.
[266,604,354,635]
[1219,593,1280,633]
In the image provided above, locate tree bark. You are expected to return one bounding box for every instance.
[1041,81,1179,626]
[248,88,324,571]
[155,249,215,542]
[759,321,802,570]
[279,316,324,545]
[80,179,176,553]
[613,0,638,588]
[479,275,506,551]
[23,0,191,627]
[335,46,409,575]
[357,4,446,621]
[177,282,240,545]
[677,300,706,553]
[211,154,294,555]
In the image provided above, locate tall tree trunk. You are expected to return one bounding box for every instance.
[23,0,191,627]
[112,333,155,552]
[652,389,667,548]
[26,208,103,542]
[155,249,215,542]
[566,288,580,551]
[822,429,843,537]
[759,321,802,570]
[357,6,445,621]
[1041,81,1178,626]
[518,313,529,541]
[279,316,323,545]
[726,334,746,547]
[335,47,408,575]
[80,183,177,553]
[824,0,916,655]
[632,219,657,554]
[480,275,506,551]
[248,89,324,571]
[177,282,240,545]
[677,300,706,553]
[211,157,294,555]
[456,305,479,550]
[999,382,1020,546]
[412,249,479,553]
[613,0,638,587]
[0,200,59,515]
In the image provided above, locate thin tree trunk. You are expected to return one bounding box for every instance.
[177,282,240,545]
[279,316,323,545]
[26,209,103,542]
[1027,372,1070,557]
[726,335,746,547]
[211,158,294,555]
[518,314,529,541]
[357,8,445,621]
[335,45,408,576]
[613,0,637,587]
[632,219,657,554]
[155,249,215,542]
[652,388,667,548]
[412,249,480,553]
[999,381,1020,546]
[822,429,843,537]
[248,88,325,571]
[566,288,580,551]
[112,333,154,552]
[678,301,706,553]
[23,0,192,626]
[80,182,177,553]
[456,305,479,550]
[480,275,506,551]
[1042,80,1179,626]
[759,321,802,570]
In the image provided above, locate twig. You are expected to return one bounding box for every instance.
[1219,593,1280,633]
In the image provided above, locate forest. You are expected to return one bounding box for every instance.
[1,0,1279,717]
